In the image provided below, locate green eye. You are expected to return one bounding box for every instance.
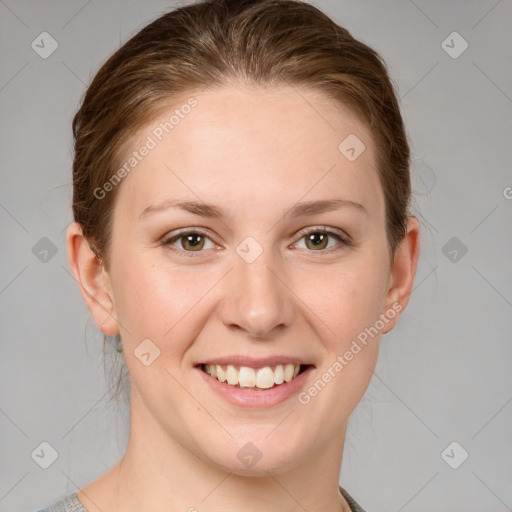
[305,232,329,250]
[296,229,348,252]
[163,229,216,256]
[179,233,206,251]
[162,227,350,258]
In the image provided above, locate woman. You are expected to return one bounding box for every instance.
[39,0,419,510]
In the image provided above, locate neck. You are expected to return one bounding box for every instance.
[79,389,353,512]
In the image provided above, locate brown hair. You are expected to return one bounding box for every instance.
[71,0,413,401]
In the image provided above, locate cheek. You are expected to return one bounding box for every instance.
[294,258,387,421]
[296,254,388,347]
[110,255,219,351]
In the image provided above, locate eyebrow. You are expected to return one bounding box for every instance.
[138,198,367,221]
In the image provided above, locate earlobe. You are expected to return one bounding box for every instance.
[66,222,120,336]
[381,216,420,335]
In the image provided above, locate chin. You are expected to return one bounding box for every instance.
[195,434,306,476]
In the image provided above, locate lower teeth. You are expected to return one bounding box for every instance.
[227,383,280,390]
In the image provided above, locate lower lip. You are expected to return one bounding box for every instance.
[196,366,315,408]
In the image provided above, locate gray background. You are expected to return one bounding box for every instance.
[1,1,511,511]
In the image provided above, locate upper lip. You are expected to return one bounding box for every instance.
[197,355,314,368]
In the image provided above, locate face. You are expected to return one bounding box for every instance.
[91,83,407,474]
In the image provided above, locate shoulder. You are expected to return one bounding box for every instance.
[36,492,87,512]
[339,485,368,512]
[38,487,363,512]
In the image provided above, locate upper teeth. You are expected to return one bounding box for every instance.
[203,363,301,389]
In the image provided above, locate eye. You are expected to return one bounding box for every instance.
[162,226,351,257]
[162,229,217,256]
[294,227,350,252]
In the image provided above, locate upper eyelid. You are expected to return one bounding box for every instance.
[294,225,347,239]
[163,227,217,243]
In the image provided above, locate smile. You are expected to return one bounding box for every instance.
[200,363,309,390]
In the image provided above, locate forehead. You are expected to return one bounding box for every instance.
[115,83,383,221]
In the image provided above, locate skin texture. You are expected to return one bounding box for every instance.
[67,83,420,512]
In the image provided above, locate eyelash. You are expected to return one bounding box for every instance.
[161,227,351,258]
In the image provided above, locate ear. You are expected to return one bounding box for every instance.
[66,222,120,336]
[381,216,420,334]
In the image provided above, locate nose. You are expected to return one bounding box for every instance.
[218,247,295,339]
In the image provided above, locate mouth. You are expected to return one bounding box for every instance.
[197,363,313,390]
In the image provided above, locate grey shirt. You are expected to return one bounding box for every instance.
[38,485,366,511]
